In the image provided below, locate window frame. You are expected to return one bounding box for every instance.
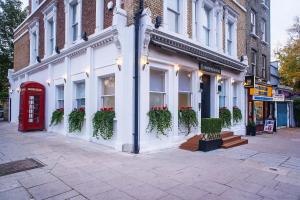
[29,20,39,65]
[149,69,167,108]
[71,1,79,42]
[167,0,181,33]
[74,81,85,109]
[261,19,267,42]
[251,49,257,75]
[100,75,116,109]
[178,70,192,107]
[227,21,233,55]
[250,10,256,35]
[56,85,64,109]
[219,80,226,108]
[43,2,57,57]
[203,6,212,47]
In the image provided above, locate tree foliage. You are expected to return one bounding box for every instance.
[0,0,27,99]
[276,17,300,89]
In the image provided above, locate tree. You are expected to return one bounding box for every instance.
[0,0,27,100]
[276,17,300,89]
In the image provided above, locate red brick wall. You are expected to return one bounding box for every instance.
[104,0,116,28]
[82,0,96,36]
[56,1,65,50]
[14,33,30,71]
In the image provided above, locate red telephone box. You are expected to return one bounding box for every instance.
[18,82,45,132]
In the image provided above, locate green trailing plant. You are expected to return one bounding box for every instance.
[201,118,222,141]
[178,106,198,135]
[233,106,242,124]
[247,120,256,127]
[93,107,115,140]
[50,108,64,126]
[147,106,172,137]
[219,107,232,128]
[68,108,85,133]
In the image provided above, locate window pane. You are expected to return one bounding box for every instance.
[150,93,165,107]
[76,82,85,99]
[219,96,226,108]
[168,10,178,33]
[103,96,115,108]
[150,70,165,92]
[103,76,115,95]
[179,93,191,107]
[168,0,179,11]
[179,71,191,92]
[203,7,210,28]
[77,98,85,108]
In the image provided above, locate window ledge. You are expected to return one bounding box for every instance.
[261,40,269,46]
[250,33,259,39]
[261,3,269,10]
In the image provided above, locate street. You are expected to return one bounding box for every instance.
[0,122,300,200]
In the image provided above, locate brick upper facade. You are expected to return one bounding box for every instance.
[14,0,248,71]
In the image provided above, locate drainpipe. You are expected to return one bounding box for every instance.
[133,0,144,154]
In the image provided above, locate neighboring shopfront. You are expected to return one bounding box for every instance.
[245,76,274,132]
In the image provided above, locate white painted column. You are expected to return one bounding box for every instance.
[211,75,219,117]
[63,56,71,134]
[47,64,55,131]
[173,67,179,137]
[233,21,238,59]
[85,47,93,139]
[193,70,201,133]
[227,78,234,125]
[163,0,168,30]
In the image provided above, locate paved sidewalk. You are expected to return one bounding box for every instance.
[0,122,300,200]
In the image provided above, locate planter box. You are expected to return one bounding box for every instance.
[199,139,223,152]
[246,126,256,136]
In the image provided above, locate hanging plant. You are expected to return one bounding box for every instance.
[93,107,115,140]
[178,106,198,135]
[50,108,64,126]
[233,106,242,123]
[147,106,172,137]
[219,107,232,128]
[68,107,85,133]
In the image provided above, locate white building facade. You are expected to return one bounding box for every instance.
[9,0,248,152]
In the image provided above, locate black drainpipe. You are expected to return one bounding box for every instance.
[133,0,144,154]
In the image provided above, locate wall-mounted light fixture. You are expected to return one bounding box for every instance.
[141,55,149,70]
[36,56,41,63]
[217,75,222,82]
[116,57,122,71]
[85,69,90,78]
[107,1,114,11]
[46,79,51,86]
[63,75,67,83]
[82,32,88,41]
[9,88,13,94]
[16,87,20,93]
[198,70,203,78]
[231,79,235,84]
[175,64,180,76]
[55,46,60,54]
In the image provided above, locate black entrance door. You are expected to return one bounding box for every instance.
[201,75,211,118]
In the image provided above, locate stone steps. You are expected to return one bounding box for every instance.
[221,131,248,149]
[179,131,248,151]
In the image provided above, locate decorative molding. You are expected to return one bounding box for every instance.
[69,48,87,58]
[52,57,65,65]
[150,29,246,72]
[91,36,114,49]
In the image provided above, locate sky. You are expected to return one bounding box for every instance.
[20,0,300,60]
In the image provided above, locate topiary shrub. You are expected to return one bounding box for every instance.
[50,108,64,126]
[93,107,115,140]
[147,106,172,137]
[219,107,232,128]
[233,106,242,124]
[201,118,222,141]
[178,106,198,135]
[68,108,85,133]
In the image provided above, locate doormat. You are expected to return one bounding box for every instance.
[0,158,45,176]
